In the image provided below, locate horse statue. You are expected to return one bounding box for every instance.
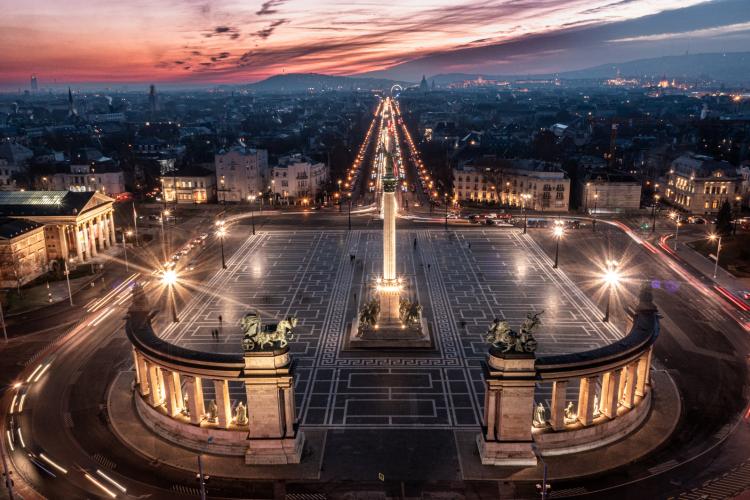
[485,318,515,352]
[358,298,380,331]
[516,310,544,353]
[242,312,297,351]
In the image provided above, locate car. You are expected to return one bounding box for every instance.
[187,261,196,271]
[486,213,498,219]
[485,218,497,225]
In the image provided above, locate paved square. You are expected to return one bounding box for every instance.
[159,228,623,429]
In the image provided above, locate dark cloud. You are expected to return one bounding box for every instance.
[254,19,287,39]
[256,0,286,16]
[204,25,240,38]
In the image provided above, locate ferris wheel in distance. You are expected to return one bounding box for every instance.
[390,84,403,97]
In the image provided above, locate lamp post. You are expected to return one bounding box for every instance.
[160,209,171,262]
[162,268,179,323]
[592,192,598,232]
[734,195,742,235]
[444,193,449,231]
[122,229,133,272]
[553,223,564,269]
[709,233,722,279]
[216,221,227,269]
[248,195,256,236]
[602,259,620,323]
[522,193,530,234]
[337,180,342,212]
[651,194,660,233]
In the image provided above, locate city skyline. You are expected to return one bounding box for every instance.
[2,0,750,88]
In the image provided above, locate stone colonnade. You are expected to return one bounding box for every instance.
[478,285,660,466]
[62,211,116,262]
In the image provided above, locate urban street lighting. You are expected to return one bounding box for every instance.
[709,233,722,279]
[160,209,171,262]
[669,212,681,251]
[248,195,256,235]
[651,194,660,233]
[602,259,620,323]
[553,223,564,269]
[521,193,531,234]
[592,192,599,232]
[347,192,352,231]
[162,268,179,323]
[216,221,227,269]
[122,229,133,272]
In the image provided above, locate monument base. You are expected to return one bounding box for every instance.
[245,431,305,465]
[476,434,537,467]
[348,316,432,349]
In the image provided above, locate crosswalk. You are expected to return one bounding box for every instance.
[672,460,750,499]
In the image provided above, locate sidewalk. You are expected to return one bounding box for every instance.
[676,240,750,292]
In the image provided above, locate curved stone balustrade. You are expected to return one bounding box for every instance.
[125,284,303,465]
[477,285,660,466]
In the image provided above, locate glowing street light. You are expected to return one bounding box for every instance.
[602,259,620,323]
[708,233,722,279]
[552,223,565,268]
[248,195,256,236]
[161,268,179,322]
[216,220,227,269]
[521,193,531,234]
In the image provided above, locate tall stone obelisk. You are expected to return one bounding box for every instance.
[382,153,397,286]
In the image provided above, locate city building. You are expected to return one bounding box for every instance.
[453,158,570,211]
[664,154,742,214]
[0,218,47,288]
[214,145,268,203]
[270,154,328,202]
[0,191,116,264]
[49,163,125,196]
[0,159,19,191]
[160,167,216,204]
[581,172,642,212]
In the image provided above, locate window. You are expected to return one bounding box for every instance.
[556,192,563,200]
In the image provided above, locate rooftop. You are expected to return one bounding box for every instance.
[0,191,105,217]
[0,217,43,239]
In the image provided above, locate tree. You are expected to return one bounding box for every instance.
[716,200,733,236]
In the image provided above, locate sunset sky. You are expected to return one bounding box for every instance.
[1,0,749,88]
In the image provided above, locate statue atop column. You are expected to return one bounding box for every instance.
[235,402,248,426]
[207,400,218,423]
[241,312,296,351]
[485,311,544,353]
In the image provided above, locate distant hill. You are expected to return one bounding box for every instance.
[247,73,407,92]
[558,52,750,81]
[428,52,750,85]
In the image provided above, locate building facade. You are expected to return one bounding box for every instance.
[453,159,570,212]
[582,173,642,212]
[270,154,328,202]
[161,168,216,204]
[0,218,48,288]
[214,146,268,203]
[49,164,125,196]
[665,154,742,214]
[0,191,116,265]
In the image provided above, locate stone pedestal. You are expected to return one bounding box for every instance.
[243,346,304,464]
[348,289,431,349]
[477,349,537,466]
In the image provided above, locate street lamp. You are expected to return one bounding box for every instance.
[248,195,256,236]
[521,193,530,234]
[122,229,133,271]
[734,195,742,235]
[709,233,722,279]
[216,221,227,269]
[444,193,450,231]
[592,192,599,232]
[160,209,171,261]
[651,194,660,233]
[669,212,681,251]
[602,260,620,323]
[162,268,179,323]
[552,223,564,269]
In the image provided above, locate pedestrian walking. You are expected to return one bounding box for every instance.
[413,238,417,249]
[427,263,431,271]
[468,242,471,250]
[350,254,355,264]
[218,314,223,335]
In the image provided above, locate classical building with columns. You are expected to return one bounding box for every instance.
[0,191,116,265]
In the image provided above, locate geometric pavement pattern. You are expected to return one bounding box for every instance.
[158,228,624,429]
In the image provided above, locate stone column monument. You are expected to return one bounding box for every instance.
[241,313,304,464]
[477,314,543,466]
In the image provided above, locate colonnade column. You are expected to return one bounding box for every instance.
[101,216,110,249]
[108,212,116,247]
[88,221,98,257]
[147,362,162,406]
[163,369,183,417]
[601,369,622,419]
[184,375,205,425]
[635,348,652,398]
[213,379,232,428]
[577,375,598,426]
[550,380,568,430]
[621,363,638,408]
[75,224,84,261]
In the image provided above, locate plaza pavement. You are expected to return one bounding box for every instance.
[158,227,625,431]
